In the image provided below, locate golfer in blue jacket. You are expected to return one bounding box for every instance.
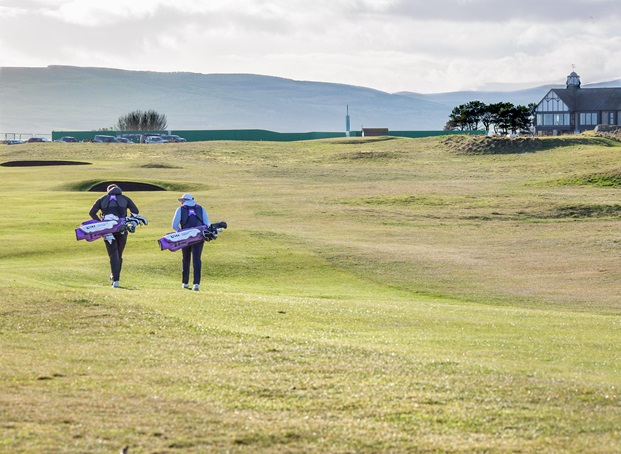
[171,193,209,291]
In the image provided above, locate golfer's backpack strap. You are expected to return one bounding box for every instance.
[101,194,128,217]
[180,204,204,228]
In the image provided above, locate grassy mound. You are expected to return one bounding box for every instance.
[442,135,544,154]
[442,134,618,154]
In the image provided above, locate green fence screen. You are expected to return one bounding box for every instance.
[52,129,484,142]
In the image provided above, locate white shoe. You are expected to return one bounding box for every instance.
[112,281,119,288]
[182,283,189,289]
[192,284,199,291]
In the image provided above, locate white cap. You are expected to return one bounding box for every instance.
[178,193,194,201]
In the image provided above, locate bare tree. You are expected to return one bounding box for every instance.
[116,110,168,131]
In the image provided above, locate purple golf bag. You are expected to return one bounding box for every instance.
[75,218,126,242]
[76,215,148,242]
[159,221,227,252]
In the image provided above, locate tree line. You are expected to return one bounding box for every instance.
[445,101,537,135]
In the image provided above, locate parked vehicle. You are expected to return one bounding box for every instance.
[3,139,25,145]
[118,133,142,143]
[93,135,120,143]
[27,137,50,143]
[144,136,168,144]
[117,137,134,143]
[55,136,77,142]
[161,134,186,143]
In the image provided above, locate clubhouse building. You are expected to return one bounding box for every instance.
[534,71,621,135]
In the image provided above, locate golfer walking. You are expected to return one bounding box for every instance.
[172,193,209,291]
[89,184,140,288]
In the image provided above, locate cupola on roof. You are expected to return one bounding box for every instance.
[566,71,581,88]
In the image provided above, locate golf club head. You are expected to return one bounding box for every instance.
[210,221,227,230]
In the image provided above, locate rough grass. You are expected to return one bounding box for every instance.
[1,136,621,453]
[442,134,618,155]
[556,167,621,188]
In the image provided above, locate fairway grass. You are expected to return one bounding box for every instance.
[1,137,620,453]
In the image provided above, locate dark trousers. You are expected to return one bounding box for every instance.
[181,241,204,285]
[104,232,128,281]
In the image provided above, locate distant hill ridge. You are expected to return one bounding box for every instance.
[1,66,619,134]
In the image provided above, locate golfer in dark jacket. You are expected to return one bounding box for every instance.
[171,193,209,291]
[89,184,140,288]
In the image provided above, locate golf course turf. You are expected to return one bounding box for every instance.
[1,135,620,452]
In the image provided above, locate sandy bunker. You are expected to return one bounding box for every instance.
[1,160,91,167]
[89,181,166,192]
[1,161,167,191]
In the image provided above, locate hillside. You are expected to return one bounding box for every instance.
[397,78,621,109]
[0,66,448,134]
[2,65,620,135]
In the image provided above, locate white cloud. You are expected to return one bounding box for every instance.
[0,5,27,17]
[41,0,163,26]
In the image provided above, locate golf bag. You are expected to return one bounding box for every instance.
[158,221,227,252]
[75,214,148,242]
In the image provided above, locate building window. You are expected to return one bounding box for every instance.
[579,113,598,125]
[537,92,567,112]
[537,113,570,126]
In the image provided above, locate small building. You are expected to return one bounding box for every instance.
[534,71,621,135]
[361,128,389,137]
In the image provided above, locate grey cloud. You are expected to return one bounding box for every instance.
[358,0,620,23]
[2,0,620,94]
[1,0,40,7]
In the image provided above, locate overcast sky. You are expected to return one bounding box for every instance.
[1,0,620,93]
